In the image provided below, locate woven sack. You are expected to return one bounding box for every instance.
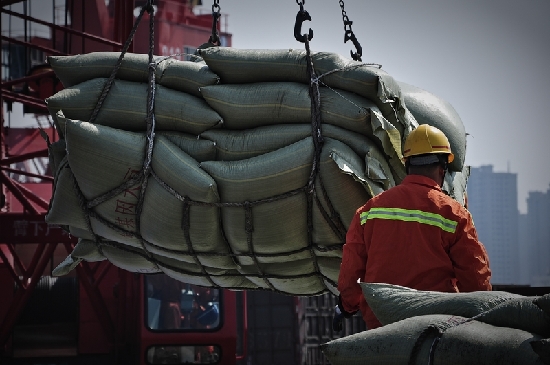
[200,123,395,190]
[47,139,67,174]
[197,47,415,138]
[360,282,550,336]
[45,158,87,231]
[46,78,222,137]
[199,137,369,262]
[442,165,470,206]
[200,82,374,132]
[398,81,466,172]
[200,82,405,180]
[321,314,545,365]
[48,52,219,98]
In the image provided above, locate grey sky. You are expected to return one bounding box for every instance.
[3,0,550,213]
[198,0,550,213]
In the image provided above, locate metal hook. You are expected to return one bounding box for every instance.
[344,28,362,61]
[294,3,313,43]
[208,0,221,45]
[339,0,363,61]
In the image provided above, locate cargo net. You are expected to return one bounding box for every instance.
[46,2,438,296]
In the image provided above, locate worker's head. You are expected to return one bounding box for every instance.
[402,124,454,186]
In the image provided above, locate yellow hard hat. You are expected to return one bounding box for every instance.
[403,124,455,163]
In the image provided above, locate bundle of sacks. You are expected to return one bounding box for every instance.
[321,283,550,364]
[46,47,469,296]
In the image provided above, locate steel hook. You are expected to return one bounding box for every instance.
[294,8,313,43]
[345,30,362,62]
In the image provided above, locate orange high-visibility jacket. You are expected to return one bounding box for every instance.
[337,175,492,329]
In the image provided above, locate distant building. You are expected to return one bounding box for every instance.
[519,186,550,286]
[467,165,519,285]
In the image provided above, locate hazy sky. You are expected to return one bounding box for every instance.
[3,0,550,213]
[195,0,550,213]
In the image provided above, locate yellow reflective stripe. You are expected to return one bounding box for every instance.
[359,207,458,233]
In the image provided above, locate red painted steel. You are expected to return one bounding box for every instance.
[0,242,58,347]
[1,1,238,363]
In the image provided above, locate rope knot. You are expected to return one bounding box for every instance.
[310,75,320,86]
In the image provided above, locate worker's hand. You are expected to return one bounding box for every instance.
[332,305,345,332]
[332,296,357,332]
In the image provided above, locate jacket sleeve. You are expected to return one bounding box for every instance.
[449,211,492,292]
[337,211,368,313]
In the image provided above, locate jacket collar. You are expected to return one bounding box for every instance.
[402,174,442,191]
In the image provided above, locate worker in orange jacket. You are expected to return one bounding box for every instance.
[334,124,492,330]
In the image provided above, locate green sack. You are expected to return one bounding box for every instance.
[398,81,467,172]
[200,123,395,190]
[197,47,416,137]
[360,282,550,336]
[48,52,219,98]
[46,79,222,137]
[321,314,545,365]
[45,158,87,231]
[442,165,470,206]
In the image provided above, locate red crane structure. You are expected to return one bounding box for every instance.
[0,2,252,364]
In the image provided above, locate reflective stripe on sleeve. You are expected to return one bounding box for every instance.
[359,207,458,233]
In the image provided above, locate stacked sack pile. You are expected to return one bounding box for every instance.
[46,47,469,296]
[321,284,550,364]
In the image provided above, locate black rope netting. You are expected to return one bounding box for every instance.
[67,1,363,295]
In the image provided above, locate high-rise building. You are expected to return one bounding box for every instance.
[467,165,519,284]
[519,187,550,286]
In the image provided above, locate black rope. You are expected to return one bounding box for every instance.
[70,172,103,256]
[303,37,331,291]
[181,198,219,287]
[88,2,154,125]
[408,310,502,365]
[243,201,277,291]
[86,174,143,209]
[132,3,160,268]
[96,239,332,282]
[314,193,346,242]
[408,325,440,365]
